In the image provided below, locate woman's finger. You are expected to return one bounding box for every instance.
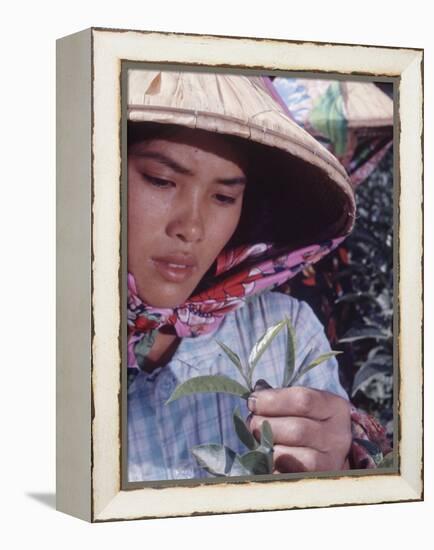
[272,444,344,473]
[248,386,349,421]
[248,414,328,452]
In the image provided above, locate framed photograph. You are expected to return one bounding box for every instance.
[56,27,423,522]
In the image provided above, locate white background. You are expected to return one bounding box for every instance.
[1,0,432,547]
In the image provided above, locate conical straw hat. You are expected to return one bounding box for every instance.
[128,70,356,245]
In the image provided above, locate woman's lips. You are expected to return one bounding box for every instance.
[151,256,197,283]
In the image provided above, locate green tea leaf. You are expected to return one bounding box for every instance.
[282,318,296,387]
[233,408,258,451]
[191,444,250,477]
[338,327,391,343]
[239,449,273,475]
[335,292,379,305]
[216,340,249,387]
[290,351,342,386]
[260,420,274,450]
[351,360,392,397]
[248,320,286,385]
[165,375,250,404]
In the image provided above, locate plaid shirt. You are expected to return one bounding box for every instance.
[127,291,348,482]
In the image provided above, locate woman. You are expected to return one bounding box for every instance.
[127,71,390,481]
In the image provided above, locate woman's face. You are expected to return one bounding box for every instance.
[128,128,248,307]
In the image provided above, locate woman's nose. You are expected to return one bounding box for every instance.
[166,202,205,244]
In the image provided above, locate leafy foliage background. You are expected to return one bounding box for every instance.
[288,148,394,440]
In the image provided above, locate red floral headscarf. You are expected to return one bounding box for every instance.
[128,237,345,370]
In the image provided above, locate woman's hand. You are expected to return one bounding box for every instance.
[247,387,352,473]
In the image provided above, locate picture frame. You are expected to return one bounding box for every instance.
[56,27,423,522]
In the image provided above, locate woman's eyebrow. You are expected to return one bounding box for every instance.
[132,150,246,184]
[214,177,247,186]
[132,151,193,175]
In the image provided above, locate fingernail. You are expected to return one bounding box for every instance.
[247,394,257,413]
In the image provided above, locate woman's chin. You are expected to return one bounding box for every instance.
[136,286,193,309]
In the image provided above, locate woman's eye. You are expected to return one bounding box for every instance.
[142,174,174,188]
[215,194,236,205]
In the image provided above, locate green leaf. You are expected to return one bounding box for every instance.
[367,352,392,366]
[191,444,250,477]
[239,449,273,475]
[282,318,296,387]
[335,292,379,305]
[216,340,249,387]
[338,327,391,343]
[248,320,286,385]
[351,360,392,397]
[260,420,273,450]
[290,351,342,385]
[165,375,250,405]
[367,346,386,360]
[233,408,258,451]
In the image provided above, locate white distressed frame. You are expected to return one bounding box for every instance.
[56,27,423,522]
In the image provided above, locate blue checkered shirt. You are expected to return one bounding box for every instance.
[127,291,348,481]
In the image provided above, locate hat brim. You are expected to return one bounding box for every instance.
[127,71,356,246]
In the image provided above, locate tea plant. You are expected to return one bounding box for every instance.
[336,150,394,434]
[166,317,341,477]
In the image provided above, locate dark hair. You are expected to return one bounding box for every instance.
[128,121,186,146]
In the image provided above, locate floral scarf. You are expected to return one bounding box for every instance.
[128,237,345,371]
